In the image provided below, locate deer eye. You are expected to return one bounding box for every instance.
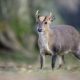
[44,22,47,24]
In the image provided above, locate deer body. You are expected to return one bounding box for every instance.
[36,11,80,69]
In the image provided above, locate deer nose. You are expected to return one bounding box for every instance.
[38,28,42,32]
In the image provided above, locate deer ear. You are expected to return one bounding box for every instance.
[51,16,55,22]
[49,12,55,22]
[48,16,55,22]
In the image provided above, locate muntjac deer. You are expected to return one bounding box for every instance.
[35,10,80,69]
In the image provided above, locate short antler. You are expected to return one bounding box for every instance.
[35,10,40,21]
[36,10,39,16]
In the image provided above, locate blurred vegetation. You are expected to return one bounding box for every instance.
[0,0,80,69]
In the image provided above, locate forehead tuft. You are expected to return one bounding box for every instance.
[39,16,46,22]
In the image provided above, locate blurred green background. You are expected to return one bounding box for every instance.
[0,0,80,70]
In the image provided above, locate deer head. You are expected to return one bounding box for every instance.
[35,10,55,32]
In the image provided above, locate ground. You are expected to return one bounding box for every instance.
[0,62,80,80]
[0,69,80,80]
[0,54,80,80]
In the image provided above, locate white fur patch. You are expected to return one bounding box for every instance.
[39,16,45,22]
[38,32,53,54]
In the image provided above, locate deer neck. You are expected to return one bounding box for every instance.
[44,27,50,43]
[38,26,51,50]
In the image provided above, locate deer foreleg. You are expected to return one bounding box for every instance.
[51,54,57,69]
[40,52,45,69]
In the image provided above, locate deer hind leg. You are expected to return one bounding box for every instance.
[52,55,65,69]
[58,55,65,68]
[74,52,80,60]
[74,50,80,60]
[40,53,45,69]
[73,44,80,60]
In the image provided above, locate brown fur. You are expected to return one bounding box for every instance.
[48,25,80,54]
